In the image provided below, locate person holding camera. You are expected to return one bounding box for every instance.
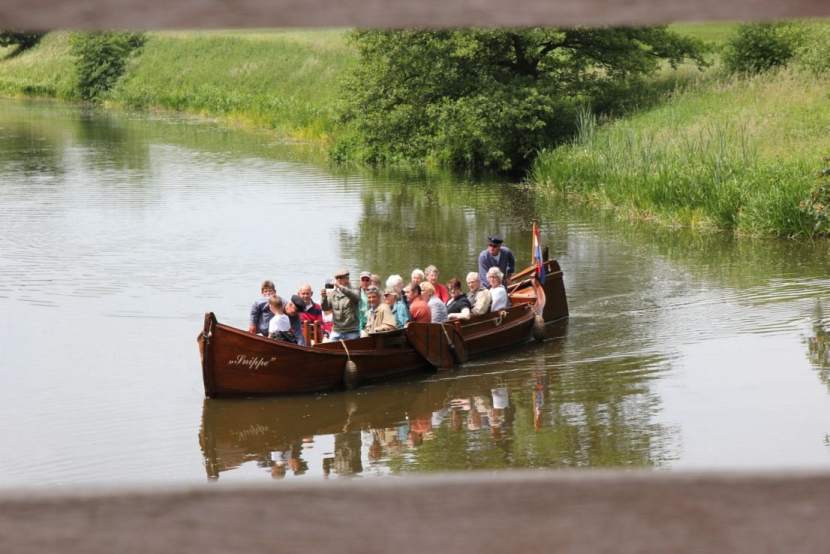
[320,268,361,341]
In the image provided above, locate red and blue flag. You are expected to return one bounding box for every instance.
[532,222,546,284]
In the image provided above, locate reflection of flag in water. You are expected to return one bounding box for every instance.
[532,222,546,284]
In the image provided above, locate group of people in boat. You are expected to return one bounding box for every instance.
[248,235,517,345]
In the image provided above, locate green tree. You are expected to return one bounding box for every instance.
[0,31,45,51]
[337,28,704,172]
[70,32,146,101]
[723,23,798,75]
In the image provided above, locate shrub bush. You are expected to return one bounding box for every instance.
[70,32,145,101]
[723,23,797,74]
[0,31,45,51]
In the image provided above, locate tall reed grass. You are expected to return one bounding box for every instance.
[532,69,830,237]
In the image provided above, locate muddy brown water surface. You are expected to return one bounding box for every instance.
[1,99,829,487]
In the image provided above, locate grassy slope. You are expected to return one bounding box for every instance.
[533,24,830,237]
[0,30,355,142]
[114,30,354,141]
[0,32,76,98]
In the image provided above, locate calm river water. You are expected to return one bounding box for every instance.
[1,99,829,487]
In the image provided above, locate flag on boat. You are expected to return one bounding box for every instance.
[532,222,546,284]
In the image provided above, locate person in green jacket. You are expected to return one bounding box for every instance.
[357,270,371,331]
[320,268,362,341]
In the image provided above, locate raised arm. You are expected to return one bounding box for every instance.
[338,284,360,304]
[478,250,489,285]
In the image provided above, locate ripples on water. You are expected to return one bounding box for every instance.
[1,99,829,487]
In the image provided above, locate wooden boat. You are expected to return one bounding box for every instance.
[198,257,568,397]
[199,332,569,478]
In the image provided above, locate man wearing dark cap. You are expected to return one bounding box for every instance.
[478,235,516,287]
[321,268,361,341]
[287,295,307,346]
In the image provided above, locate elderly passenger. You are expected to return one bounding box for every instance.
[321,268,361,341]
[364,286,397,334]
[405,283,431,324]
[386,274,410,328]
[487,267,509,311]
[466,272,491,316]
[478,235,516,287]
[446,278,472,321]
[298,283,324,328]
[420,281,448,323]
[425,265,449,303]
[410,268,425,286]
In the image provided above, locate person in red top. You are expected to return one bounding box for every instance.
[297,283,329,337]
[405,283,431,324]
[425,265,449,303]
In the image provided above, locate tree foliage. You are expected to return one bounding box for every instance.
[723,23,797,75]
[0,31,45,51]
[70,32,146,101]
[337,28,705,171]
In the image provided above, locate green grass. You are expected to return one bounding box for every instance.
[113,31,355,141]
[669,22,740,48]
[0,30,356,142]
[0,32,76,98]
[532,68,830,237]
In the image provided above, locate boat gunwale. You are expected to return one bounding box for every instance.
[211,300,536,356]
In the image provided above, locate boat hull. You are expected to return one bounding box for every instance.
[198,259,568,397]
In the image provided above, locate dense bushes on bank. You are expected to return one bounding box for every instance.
[334,28,705,172]
[722,23,797,75]
[70,32,145,101]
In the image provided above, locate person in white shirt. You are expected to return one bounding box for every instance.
[267,296,296,343]
[487,267,509,312]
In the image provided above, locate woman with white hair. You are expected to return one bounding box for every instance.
[410,268,425,285]
[424,265,449,302]
[385,274,410,328]
[487,267,509,312]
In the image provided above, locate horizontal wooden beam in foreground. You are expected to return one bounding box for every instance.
[2,470,829,554]
[0,0,829,29]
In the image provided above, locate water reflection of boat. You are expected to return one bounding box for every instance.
[198,364,548,479]
[198,259,568,397]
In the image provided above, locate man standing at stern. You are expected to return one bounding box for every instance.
[478,235,515,287]
[321,268,361,341]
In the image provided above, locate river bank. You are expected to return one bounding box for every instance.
[0,30,355,143]
[3,26,828,237]
[532,67,830,238]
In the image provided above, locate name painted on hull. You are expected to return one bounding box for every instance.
[228,354,277,371]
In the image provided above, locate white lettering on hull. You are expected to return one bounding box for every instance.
[228,354,277,371]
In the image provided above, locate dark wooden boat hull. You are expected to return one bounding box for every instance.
[198,259,568,397]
